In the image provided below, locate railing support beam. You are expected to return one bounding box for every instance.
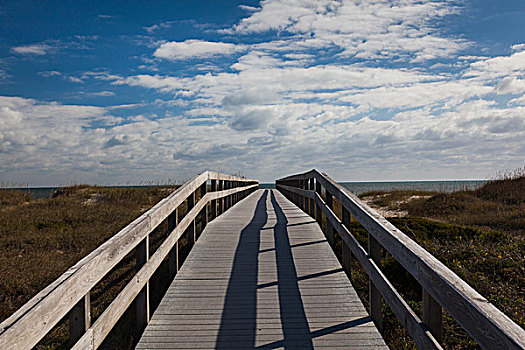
[423,289,443,343]
[211,180,217,219]
[69,293,90,345]
[341,206,352,278]
[369,234,382,333]
[168,208,178,279]
[325,192,334,246]
[136,235,150,334]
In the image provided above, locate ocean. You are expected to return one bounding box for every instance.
[260,180,486,194]
[8,180,486,199]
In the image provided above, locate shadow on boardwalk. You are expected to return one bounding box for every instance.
[216,190,370,349]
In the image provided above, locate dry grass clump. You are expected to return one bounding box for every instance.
[0,185,176,325]
[337,169,525,349]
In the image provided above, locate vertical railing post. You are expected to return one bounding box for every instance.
[69,293,90,345]
[315,179,322,225]
[297,180,306,210]
[187,192,195,246]
[218,180,224,215]
[136,235,150,334]
[309,178,315,217]
[168,208,178,279]
[423,289,443,343]
[325,191,334,246]
[368,234,382,332]
[211,180,217,219]
[302,180,307,212]
[225,181,229,210]
[200,181,207,236]
[341,206,352,279]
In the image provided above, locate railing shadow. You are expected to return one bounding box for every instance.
[216,189,369,349]
[215,190,268,349]
[270,190,314,349]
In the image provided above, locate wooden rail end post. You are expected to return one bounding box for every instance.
[168,208,179,279]
[211,180,217,219]
[341,206,352,279]
[368,234,382,332]
[136,235,150,334]
[200,181,207,236]
[69,293,90,346]
[423,289,443,343]
[325,192,334,246]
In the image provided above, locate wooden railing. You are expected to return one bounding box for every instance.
[276,169,525,350]
[0,171,258,350]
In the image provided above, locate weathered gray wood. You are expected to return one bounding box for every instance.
[211,180,217,219]
[316,180,322,225]
[69,293,90,345]
[168,209,178,280]
[369,234,382,332]
[136,235,150,334]
[72,192,211,349]
[325,191,334,246]
[341,206,352,278]
[278,170,525,350]
[187,192,196,246]
[309,178,315,217]
[0,171,257,350]
[313,192,442,349]
[423,288,443,343]
[200,182,207,234]
[218,180,224,214]
[279,169,525,349]
[137,189,387,350]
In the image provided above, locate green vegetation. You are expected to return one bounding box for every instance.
[1,169,523,349]
[0,185,183,349]
[331,169,524,349]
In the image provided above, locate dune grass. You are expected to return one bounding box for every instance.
[329,170,525,349]
[0,185,180,349]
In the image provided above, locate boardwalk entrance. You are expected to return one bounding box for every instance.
[137,189,387,349]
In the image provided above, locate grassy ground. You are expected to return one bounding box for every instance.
[1,173,523,349]
[0,185,184,349]
[332,172,524,349]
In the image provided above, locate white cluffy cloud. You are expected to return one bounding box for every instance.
[11,44,52,55]
[226,0,466,62]
[154,40,243,61]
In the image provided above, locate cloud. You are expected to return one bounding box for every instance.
[466,50,525,78]
[226,0,466,62]
[510,43,525,52]
[38,71,62,77]
[239,5,258,12]
[11,44,51,55]
[153,40,243,60]
[143,22,172,33]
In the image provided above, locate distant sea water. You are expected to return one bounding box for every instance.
[8,180,486,200]
[260,180,486,195]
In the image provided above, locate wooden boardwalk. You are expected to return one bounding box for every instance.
[136,189,387,349]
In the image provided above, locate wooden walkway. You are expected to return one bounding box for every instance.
[136,189,387,349]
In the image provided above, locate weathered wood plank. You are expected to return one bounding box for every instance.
[278,169,525,350]
[313,192,441,349]
[0,171,257,350]
[137,189,386,349]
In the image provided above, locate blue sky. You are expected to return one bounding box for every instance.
[0,0,524,185]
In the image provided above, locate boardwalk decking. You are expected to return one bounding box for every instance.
[136,189,387,349]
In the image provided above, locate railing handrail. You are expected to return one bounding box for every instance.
[276,169,525,350]
[0,171,258,350]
